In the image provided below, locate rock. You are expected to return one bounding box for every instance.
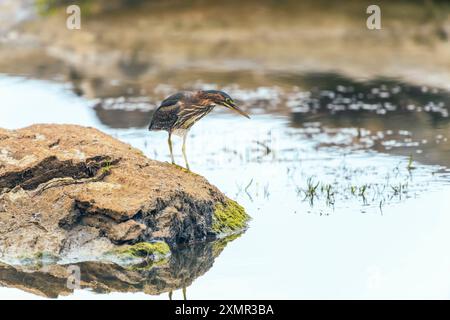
[108,220,147,243]
[0,124,249,263]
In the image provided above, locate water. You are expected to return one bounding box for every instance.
[1,72,450,299]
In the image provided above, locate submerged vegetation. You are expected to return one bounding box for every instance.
[294,156,421,213]
[230,146,442,216]
[407,155,416,171]
[298,177,411,211]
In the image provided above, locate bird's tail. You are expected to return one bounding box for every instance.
[148,119,158,131]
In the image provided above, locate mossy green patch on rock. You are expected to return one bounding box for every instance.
[212,199,250,235]
[110,241,170,260]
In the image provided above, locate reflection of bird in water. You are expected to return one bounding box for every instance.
[149,90,250,170]
[168,287,187,300]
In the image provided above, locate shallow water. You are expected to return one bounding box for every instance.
[1,73,450,299]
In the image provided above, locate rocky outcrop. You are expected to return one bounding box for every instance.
[0,124,249,263]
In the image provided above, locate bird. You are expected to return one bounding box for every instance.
[148,90,250,170]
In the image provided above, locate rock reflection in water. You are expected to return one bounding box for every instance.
[0,235,240,299]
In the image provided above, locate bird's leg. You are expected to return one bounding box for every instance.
[182,286,187,300]
[168,132,175,165]
[182,133,190,171]
[168,291,173,300]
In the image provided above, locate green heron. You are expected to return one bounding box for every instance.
[148,90,250,170]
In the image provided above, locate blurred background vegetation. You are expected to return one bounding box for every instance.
[0,0,448,92]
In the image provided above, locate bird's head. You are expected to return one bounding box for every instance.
[199,90,250,119]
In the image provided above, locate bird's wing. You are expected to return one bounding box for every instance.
[160,92,185,108]
[148,93,184,131]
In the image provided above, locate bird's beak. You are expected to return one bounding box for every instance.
[223,101,250,119]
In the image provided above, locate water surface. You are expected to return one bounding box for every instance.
[1,72,450,299]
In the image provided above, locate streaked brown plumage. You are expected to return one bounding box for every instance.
[149,90,250,170]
